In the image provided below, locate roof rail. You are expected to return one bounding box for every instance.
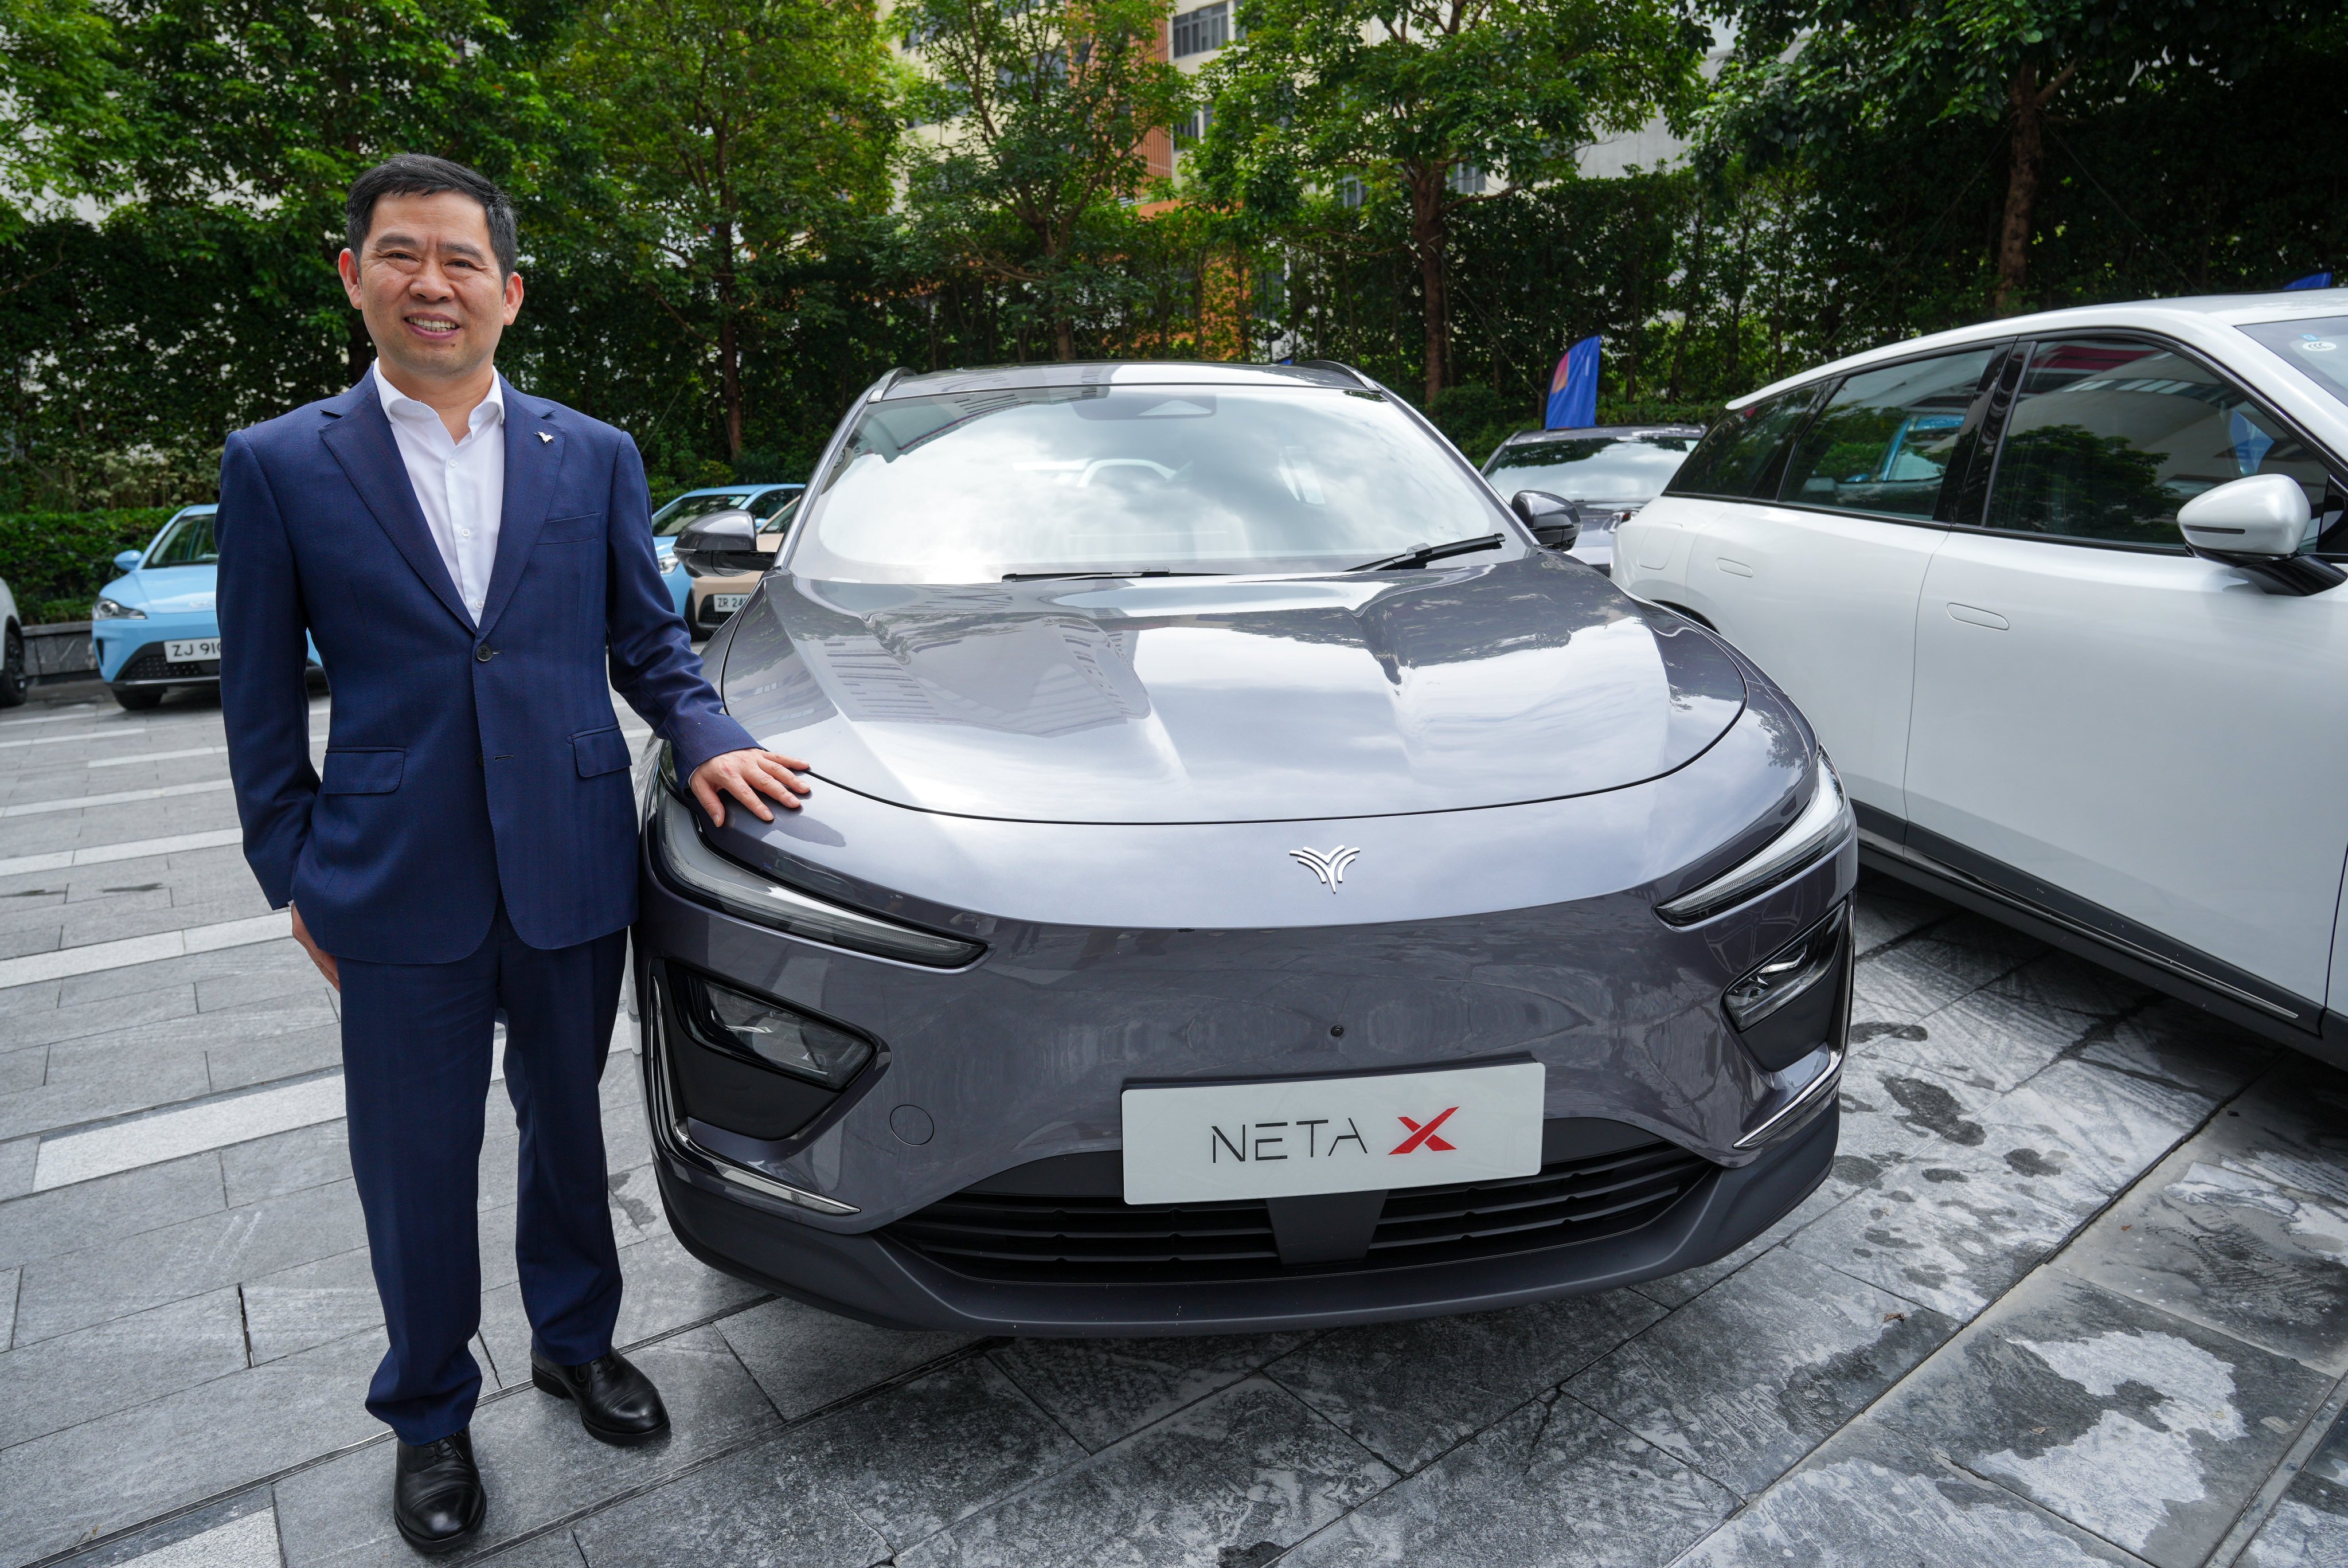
[1292,358,1376,389]
[870,367,907,400]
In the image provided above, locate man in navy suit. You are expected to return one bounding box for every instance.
[218,155,809,1553]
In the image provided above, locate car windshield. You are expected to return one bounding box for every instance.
[787,384,1513,583]
[2240,316,2348,413]
[146,511,218,567]
[652,489,798,536]
[1484,435,1700,503]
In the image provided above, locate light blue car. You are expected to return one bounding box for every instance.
[649,483,802,621]
[92,504,322,711]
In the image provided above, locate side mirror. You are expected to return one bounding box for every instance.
[2178,475,2342,596]
[114,550,144,573]
[1511,490,1581,552]
[672,509,775,578]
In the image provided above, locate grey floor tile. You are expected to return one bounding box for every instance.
[0,1151,226,1269]
[1853,940,2010,1022]
[894,1376,1392,1568]
[192,961,332,1016]
[1,1266,15,1350]
[0,1046,43,1095]
[1674,1418,2146,1567]
[1870,1270,2331,1568]
[0,1136,35,1201]
[0,1328,384,1568]
[221,1120,352,1207]
[1981,1057,2214,1198]
[241,1248,383,1365]
[1265,1288,1663,1472]
[570,1438,889,1568]
[1568,1248,1959,1496]
[273,1326,781,1568]
[720,1295,974,1421]
[1282,1391,1733,1568]
[2054,1079,2348,1374]
[14,1177,370,1344]
[2237,1403,2348,1568]
[4,984,198,1051]
[478,1231,766,1383]
[1849,881,1952,956]
[1986,951,2159,1020]
[58,1491,280,1568]
[0,1285,248,1447]
[1872,990,2093,1094]
[2073,1000,2277,1102]
[1818,1057,2001,1203]
[600,1166,666,1245]
[783,1355,1086,1549]
[207,1026,343,1095]
[990,1331,1311,1453]
[0,1041,213,1143]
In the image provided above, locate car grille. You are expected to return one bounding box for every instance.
[885,1139,1714,1285]
[118,645,219,683]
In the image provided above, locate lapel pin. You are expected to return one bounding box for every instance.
[537,431,553,443]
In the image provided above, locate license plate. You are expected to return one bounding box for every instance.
[165,638,220,662]
[709,595,749,613]
[1121,1062,1545,1204]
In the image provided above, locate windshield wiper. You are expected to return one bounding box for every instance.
[1347,533,1504,572]
[1001,568,1228,582]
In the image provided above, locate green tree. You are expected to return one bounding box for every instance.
[1196,0,1705,405]
[554,0,898,457]
[894,0,1195,361]
[0,0,135,241]
[1708,0,2322,316]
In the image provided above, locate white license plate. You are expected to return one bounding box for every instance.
[709,595,749,613]
[1121,1062,1545,1204]
[165,638,220,662]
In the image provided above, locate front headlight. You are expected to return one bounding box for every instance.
[647,771,984,968]
[1655,753,1854,925]
[92,597,146,620]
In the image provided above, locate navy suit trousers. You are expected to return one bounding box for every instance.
[339,905,627,1444]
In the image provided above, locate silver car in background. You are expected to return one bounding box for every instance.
[1483,425,1707,574]
[635,361,1853,1335]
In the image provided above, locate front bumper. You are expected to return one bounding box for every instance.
[652,1090,1837,1334]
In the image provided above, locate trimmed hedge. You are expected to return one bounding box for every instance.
[0,509,178,625]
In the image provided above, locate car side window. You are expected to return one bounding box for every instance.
[757,491,800,526]
[148,514,218,567]
[1984,338,2329,548]
[1665,386,1824,501]
[1777,349,1999,521]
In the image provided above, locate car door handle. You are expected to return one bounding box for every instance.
[1717,557,1754,578]
[1947,603,2009,630]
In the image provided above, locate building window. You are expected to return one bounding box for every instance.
[1445,164,1487,195]
[1335,176,1365,209]
[1173,2,1229,58]
[1174,107,1214,148]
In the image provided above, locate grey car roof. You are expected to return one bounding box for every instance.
[1725,287,2348,411]
[879,361,1367,399]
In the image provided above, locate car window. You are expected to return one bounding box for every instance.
[2238,316,2348,416]
[1985,338,2328,548]
[1665,387,1825,501]
[1484,435,1700,504]
[755,489,802,525]
[789,385,1514,584]
[651,491,760,537]
[146,512,218,567]
[1779,349,1998,521]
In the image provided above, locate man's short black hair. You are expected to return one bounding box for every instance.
[346,155,518,276]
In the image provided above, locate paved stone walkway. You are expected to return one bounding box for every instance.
[2,681,2343,1568]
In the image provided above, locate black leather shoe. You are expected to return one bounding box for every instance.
[393,1429,485,1554]
[530,1348,670,1445]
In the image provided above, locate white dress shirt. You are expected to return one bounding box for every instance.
[373,361,506,626]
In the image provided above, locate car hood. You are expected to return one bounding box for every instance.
[717,554,1747,824]
[112,565,217,615]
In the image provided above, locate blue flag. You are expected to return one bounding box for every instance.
[1546,336,1601,429]
[2286,273,2334,291]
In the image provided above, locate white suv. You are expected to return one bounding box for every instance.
[1615,291,2348,1066]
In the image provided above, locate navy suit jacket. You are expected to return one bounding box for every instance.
[218,375,757,965]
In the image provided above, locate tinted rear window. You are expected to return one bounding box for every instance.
[1665,388,1824,500]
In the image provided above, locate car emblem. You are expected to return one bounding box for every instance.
[1289,844,1361,893]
